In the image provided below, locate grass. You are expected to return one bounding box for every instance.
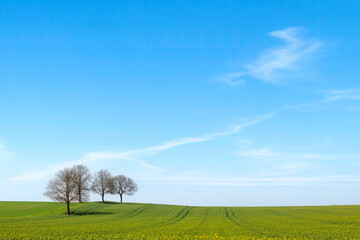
[1,201,360,239]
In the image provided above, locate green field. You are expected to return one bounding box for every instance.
[0,202,359,240]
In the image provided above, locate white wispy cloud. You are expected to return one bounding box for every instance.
[235,147,348,162]
[267,164,310,176]
[216,72,247,86]
[218,27,322,85]
[232,146,359,178]
[12,114,272,181]
[206,113,273,138]
[284,101,322,109]
[80,137,213,163]
[285,89,360,109]
[324,89,360,102]
[11,157,167,181]
[234,145,360,183]
[137,175,360,186]
[235,147,281,160]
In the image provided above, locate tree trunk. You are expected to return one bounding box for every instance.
[101,194,105,203]
[66,202,70,215]
[78,189,82,203]
[120,194,123,203]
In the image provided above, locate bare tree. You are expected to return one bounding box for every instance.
[44,168,77,215]
[91,170,114,203]
[72,165,91,203]
[113,175,138,203]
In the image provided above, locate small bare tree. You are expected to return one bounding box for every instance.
[44,168,77,215]
[91,170,114,203]
[72,165,92,203]
[113,175,138,203]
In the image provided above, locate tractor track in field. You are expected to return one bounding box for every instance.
[129,207,193,230]
[173,207,192,223]
[118,206,194,232]
[120,204,153,219]
[225,207,265,236]
[154,206,193,226]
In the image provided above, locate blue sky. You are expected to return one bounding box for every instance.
[1,0,360,206]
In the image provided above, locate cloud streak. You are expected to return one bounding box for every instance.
[12,114,272,181]
[235,147,344,161]
[324,89,360,102]
[137,175,360,186]
[218,27,322,85]
[232,146,360,178]
[285,89,360,109]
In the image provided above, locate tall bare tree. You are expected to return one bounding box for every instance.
[72,165,91,203]
[91,169,114,203]
[113,175,138,203]
[44,168,77,215]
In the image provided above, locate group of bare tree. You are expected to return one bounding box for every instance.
[90,169,137,203]
[44,165,138,215]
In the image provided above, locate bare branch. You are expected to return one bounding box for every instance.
[43,168,77,215]
[112,175,138,203]
[72,165,92,203]
[91,169,114,203]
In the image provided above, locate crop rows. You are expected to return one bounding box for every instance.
[0,202,360,239]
